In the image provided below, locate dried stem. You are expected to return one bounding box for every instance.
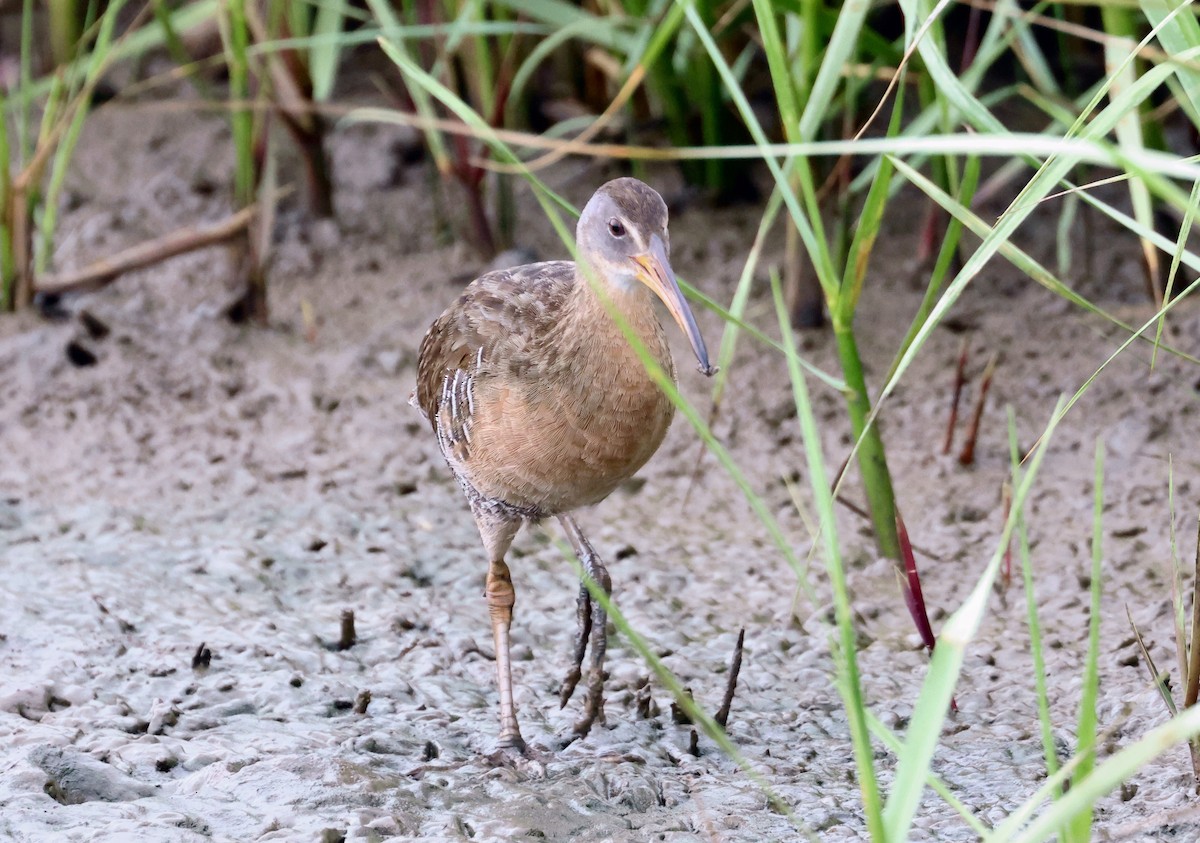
[715,629,745,729]
[37,205,259,295]
[944,338,969,455]
[958,352,998,466]
[337,609,357,651]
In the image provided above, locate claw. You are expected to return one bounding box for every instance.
[559,667,583,709]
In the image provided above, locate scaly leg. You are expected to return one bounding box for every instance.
[558,580,592,708]
[486,557,525,752]
[472,507,524,752]
[557,514,611,738]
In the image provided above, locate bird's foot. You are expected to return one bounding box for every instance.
[494,731,528,757]
[570,669,607,739]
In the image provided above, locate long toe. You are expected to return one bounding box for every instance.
[559,667,583,708]
[571,670,607,738]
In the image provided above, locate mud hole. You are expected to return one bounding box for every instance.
[4,94,1200,841]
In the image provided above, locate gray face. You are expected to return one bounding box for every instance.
[576,179,670,286]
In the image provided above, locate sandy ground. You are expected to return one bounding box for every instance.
[5,91,1200,842]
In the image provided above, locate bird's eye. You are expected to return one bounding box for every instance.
[607,218,626,238]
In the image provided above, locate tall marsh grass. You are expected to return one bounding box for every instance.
[381,0,1200,837]
[7,0,1200,838]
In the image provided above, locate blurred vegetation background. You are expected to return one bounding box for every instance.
[6,0,1200,839]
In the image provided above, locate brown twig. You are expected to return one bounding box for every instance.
[337,609,357,652]
[191,642,213,670]
[944,338,969,455]
[958,352,998,466]
[715,629,745,729]
[1186,514,1200,709]
[36,205,260,295]
[671,688,694,725]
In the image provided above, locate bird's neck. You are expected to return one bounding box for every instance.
[566,266,665,359]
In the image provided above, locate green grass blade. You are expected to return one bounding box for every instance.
[997,704,1200,842]
[890,156,1200,367]
[771,270,883,838]
[866,710,991,838]
[749,0,799,137]
[554,535,809,836]
[1141,0,1200,115]
[36,0,127,276]
[1064,441,1105,841]
[796,0,871,142]
[1010,409,1061,801]
[1102,4,1159,307]
[1153,176,1200,366]
[1169,458,1190,683]
[376,35,814,592]
[310,0,347,102]
[365,0,449,172]
[882,396,1067,838]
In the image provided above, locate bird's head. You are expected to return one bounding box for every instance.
[577,178,715,377]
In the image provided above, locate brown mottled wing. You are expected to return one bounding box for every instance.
[414,261,574,461]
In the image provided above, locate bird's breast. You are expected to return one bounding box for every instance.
[453,317,676,514]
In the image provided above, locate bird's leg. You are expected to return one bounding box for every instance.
[558,580,592,708]
[557,514,611,738]
[486,557,525,752]
[473,508,525,752]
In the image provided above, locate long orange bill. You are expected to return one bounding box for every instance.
[634,234,716,376]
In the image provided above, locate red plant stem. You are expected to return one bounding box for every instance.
[896,510,956,712]
[944,338,969,455]
[895,509,936,656]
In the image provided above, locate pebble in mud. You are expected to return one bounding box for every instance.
[29,745,159,804]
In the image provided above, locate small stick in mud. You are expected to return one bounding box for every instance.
[354,689,371,715]
[944,338,969,455]
[715,629,745,729]
[958,353,998,466]
[634,678,659,720]
[671,688,695,725]
[192,643,212,671]
[337,610,357,651]
[92,595,135,633]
